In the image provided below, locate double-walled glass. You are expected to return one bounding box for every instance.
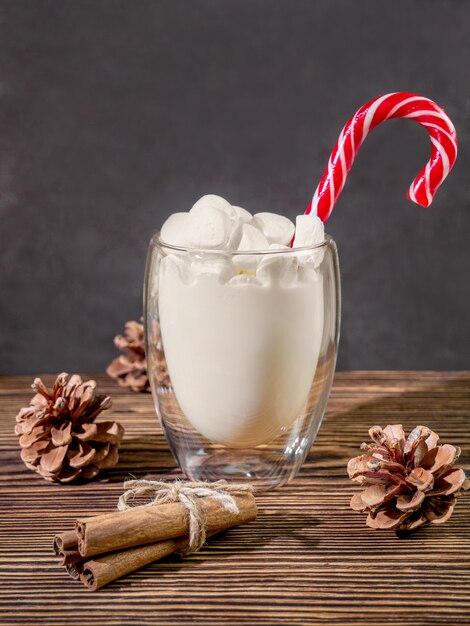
[144,235,340,491]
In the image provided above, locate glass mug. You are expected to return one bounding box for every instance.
[144,234,340,491]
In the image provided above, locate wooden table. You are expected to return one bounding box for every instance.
[1,372,469,625]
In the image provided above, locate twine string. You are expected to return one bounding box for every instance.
[117,479,253,554]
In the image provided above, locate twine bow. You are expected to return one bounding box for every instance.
[118,479,254,554]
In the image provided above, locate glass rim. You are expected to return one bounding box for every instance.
[152,232,333,256]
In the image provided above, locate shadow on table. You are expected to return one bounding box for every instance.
[106,509,321,592]
[102,435,182,483]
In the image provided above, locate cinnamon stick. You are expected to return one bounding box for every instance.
[53,529,77,553]
[53,530,82,565]
[76,492,256,557]
[65,561,83,580]
[69,505,255,590]
[78,534,191,591]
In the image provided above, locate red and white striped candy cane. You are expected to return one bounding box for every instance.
[306,92,458,222]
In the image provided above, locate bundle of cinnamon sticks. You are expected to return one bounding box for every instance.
[54,490,257,590]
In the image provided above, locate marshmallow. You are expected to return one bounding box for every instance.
[256,243,290,265]
[232,254,258,273]
[184,205,232,249]
[232,205,252,224]
[228,273,261,287]
[224,206,250,248]
[190,255,235,284]
[268,243,290,251]
[192,194,241,227]
[160,212,190,247]
[191,194,233,216]
[160,253,193,285]
[292,215,325,248]
[204,200,245,247]
[257,250,298,287]
[252,213,295,246]
[237,224,270,251]
[228,222,244,249]
[190,194,245,249]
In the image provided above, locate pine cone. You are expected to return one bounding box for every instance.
[348,424,469,531]
[15,373,124,483]
[147,320,171,389]
[106,320,150,392]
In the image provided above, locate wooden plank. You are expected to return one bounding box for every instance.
[0,372,469,625]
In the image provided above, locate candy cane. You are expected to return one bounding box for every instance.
[306,92,458,222]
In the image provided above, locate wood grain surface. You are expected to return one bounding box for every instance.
[1,372,469,625]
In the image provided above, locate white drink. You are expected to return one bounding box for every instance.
[157,196,325,447]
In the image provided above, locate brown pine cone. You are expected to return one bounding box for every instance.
[147,319,171,389]
[106,320,150,392]
[348,424,469,531]
[15,373,124,483]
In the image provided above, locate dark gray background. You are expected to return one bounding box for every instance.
[1,0,469,375]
